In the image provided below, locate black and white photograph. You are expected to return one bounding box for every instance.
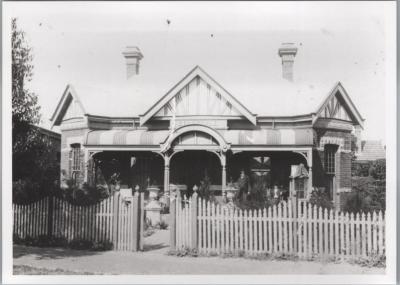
[2,1,397,284]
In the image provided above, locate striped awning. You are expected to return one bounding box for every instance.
[221,129,314,146]
[85,128,313,147]
[86,130,170,146]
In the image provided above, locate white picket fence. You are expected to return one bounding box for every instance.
[173,194,385,260]
[13,192,145,251]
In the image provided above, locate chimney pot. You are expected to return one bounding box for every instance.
[278,43,297,82]
[122,46,143,78]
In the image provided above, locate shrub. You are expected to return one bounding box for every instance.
[167,247,198,257]
[68,239,94,250]
[309,189,334,210]
[13,235,68,247]
[13,235,112,251]
[344,177,385,214]
[91,240,113,251]
[55,181,110,206]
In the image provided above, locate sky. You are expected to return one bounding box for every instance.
[3,1,396,143]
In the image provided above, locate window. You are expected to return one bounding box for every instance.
[324,144,337,174]
[71,144,81,171]
[295,178,306,199]
[70,144,81,186]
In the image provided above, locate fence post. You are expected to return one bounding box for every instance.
[113,191,120,249]
[191,186,198,250]
[139,192,145,251]
[169,190,177,251]
[47,196,54,237]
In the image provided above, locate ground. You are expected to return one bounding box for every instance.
[13,230,385,275]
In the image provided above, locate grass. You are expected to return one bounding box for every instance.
[13,265,100,275]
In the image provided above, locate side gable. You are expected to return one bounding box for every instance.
[50,84,86,128]
[139,66,257,125]
[313,82,364,128]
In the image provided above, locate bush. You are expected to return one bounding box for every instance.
[91,240,113,251]
[13,235,68,248]
[343,176,385,214]
[54,181,110,206]
[309,189,334,210]
[13,235,113,251]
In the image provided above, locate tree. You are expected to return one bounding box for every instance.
[12,18,59,203]
[12,18,41,156]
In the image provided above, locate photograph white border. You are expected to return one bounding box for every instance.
[2,1,397,284]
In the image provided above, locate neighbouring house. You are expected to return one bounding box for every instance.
[50,43,365,210]
[355,140,386,163]
[352,139,386,179]
[35,125,61,153]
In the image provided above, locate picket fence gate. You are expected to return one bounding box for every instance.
[13,192,145,251]
[171,193,385,260]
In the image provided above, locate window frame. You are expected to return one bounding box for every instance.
[324,144,337,175]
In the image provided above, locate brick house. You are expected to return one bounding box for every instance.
[50,43,364,210]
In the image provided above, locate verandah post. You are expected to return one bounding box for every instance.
[191,186,198,250]
[169,190,177,250]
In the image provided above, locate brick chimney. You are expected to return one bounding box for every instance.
[278,43,297,82]
[122,46,143,78]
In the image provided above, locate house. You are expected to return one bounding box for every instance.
[50,43,364,210]
[355,140,386,163]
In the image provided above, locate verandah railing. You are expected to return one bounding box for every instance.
[171,193,385,260]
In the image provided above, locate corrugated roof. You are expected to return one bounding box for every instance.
[356,140,386,161]
[52,31,365,120]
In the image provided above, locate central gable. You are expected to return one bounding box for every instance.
[140,66,256,125]
[154,76,242,117]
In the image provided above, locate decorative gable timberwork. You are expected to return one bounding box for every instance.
[154,76,242,118]
[313,82,364,129]
[320,95,351,121]
[140,66,257,126]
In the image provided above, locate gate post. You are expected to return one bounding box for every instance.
[191,186,198,250]
[169,190,177,251]
[139,192,145,251]
[113,191,120,250]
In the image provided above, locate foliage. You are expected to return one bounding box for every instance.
[53,181,110,206]
[343,176,386,214]
[352,159,386,180]
[234,196,280,210]
[13,234,113,251]
[349,253,386,268]
[14,265,98,275]
[12,18,60,203]
[348,158,386,213]
[309,189,334,210]
[167,247,198,257]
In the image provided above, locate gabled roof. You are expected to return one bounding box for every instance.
[50,84,86,128]
[313,82,364,128]
[356,140,386,161]
[139,66,257,125]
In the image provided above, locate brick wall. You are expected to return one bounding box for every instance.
[313,128,353,210]
[60,128,88,187]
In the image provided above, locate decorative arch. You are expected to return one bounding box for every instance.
[160,124,230,153]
